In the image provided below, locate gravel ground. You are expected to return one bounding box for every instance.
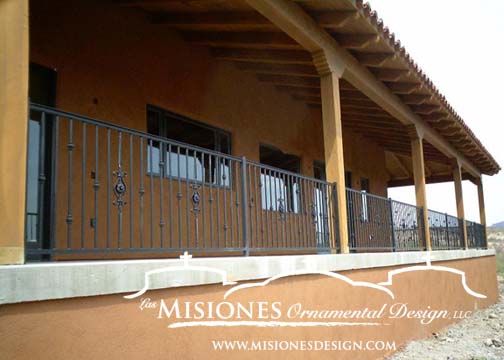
[387,277,504,360]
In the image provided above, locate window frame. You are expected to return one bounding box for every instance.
[145,105,232,187]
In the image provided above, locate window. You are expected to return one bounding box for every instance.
[360,177,370,222]
[259,145,301,213]
[146,105,231,185]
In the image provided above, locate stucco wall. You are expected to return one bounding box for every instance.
[0,255,498,359]
[29,0,389,191]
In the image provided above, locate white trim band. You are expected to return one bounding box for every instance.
[0,249,495,305]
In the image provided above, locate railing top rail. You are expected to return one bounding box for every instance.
[346,187,392,203]
[30,102,243,162]
[390,198,423,210]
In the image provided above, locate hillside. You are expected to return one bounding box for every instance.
[491,221,504,229]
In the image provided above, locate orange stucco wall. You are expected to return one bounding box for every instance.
[0,256,498,359]
[29,0,389,193]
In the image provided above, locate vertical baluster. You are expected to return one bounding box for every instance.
[253,166,261,249]
[149,139,154,248]
[139,137,145,248]
[193,150,199,249]
[106,129,111,249]
[66,118,74,248]
[216,155,222,248]
[117,132,123,249]
[241,157,249,255]
[81,123,86,249]
[168,144,173,249]
[159,141,165,247]
[266,169,272,248]
[248,163,255,250]
[201,152,206,250]
[177,146,182,249]
[93,126,99,249]
[209,154,214,249]
[185,148,190,249]
[229,159,236,249]
[38,112,47,250]
[222,157,228,248]
[129,134,134,249]
[49,116,60,251]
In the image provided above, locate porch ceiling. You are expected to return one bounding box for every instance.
[112,0,499,178]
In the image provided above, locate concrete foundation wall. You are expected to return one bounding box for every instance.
[0,255,498,359]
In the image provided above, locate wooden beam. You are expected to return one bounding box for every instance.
[0,0,29,264]
[422,112,448,122]
[408,126,432,250]
[452,162,468,248]
[384,82,421,94]
[399,94,432,105]
[390,153,411,177]
[388,173,473,187]
[476,178,486,226]
[368,67,410,81]
[149,10,358,31]
[211,48,312,64]
[312,10,357,30]
[332,33,379,49]
[245,0,482,177]
[234,62,318,76]
[352,52,395,66]
[182,31,301,49]
[149,11,275,30]
[320,73,349,253]
[409,104,442,115]
[256,74,319,87]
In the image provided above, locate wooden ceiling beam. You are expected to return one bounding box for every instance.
[398,94,432,105]
[409,104,442,115]
[149,11,274,30]
[211,48,312,64]
[182,31,301,49]
[351,52,395,66]
[235,62,318,77]
[389,153,411,178]
[311,10,358,30]
[332,34,380,49]
[384,82,422,94]
[421,112,448,122]
[368,67,410,82]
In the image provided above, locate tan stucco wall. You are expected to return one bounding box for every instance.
[29,0,388,190]
[0,256,498,359]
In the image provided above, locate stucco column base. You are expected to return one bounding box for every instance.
[0,247,24,265]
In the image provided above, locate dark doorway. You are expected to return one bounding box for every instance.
[26,63,57,261]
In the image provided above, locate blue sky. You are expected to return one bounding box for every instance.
[369,0,504,225]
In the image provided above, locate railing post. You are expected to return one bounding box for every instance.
[331,183,340,252]
[241,157,249,256]
[445,213,449,249]
[388,198,396,252]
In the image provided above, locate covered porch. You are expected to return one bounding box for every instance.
[1,0,498,264]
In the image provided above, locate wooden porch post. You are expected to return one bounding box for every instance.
[452,161,468,249]
[314,52,349,253]
[0,0,29,264]
[476,177,487,226]
[407,125,431,251]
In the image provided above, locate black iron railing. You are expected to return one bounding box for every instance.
[26,103,339,258]
[427,210,464,250]
[466,220,487,249]
[346,189,425,252]
[25,103,488,260]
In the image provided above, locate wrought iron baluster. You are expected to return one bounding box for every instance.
[81,123,86,249]
[66,118,74,249]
